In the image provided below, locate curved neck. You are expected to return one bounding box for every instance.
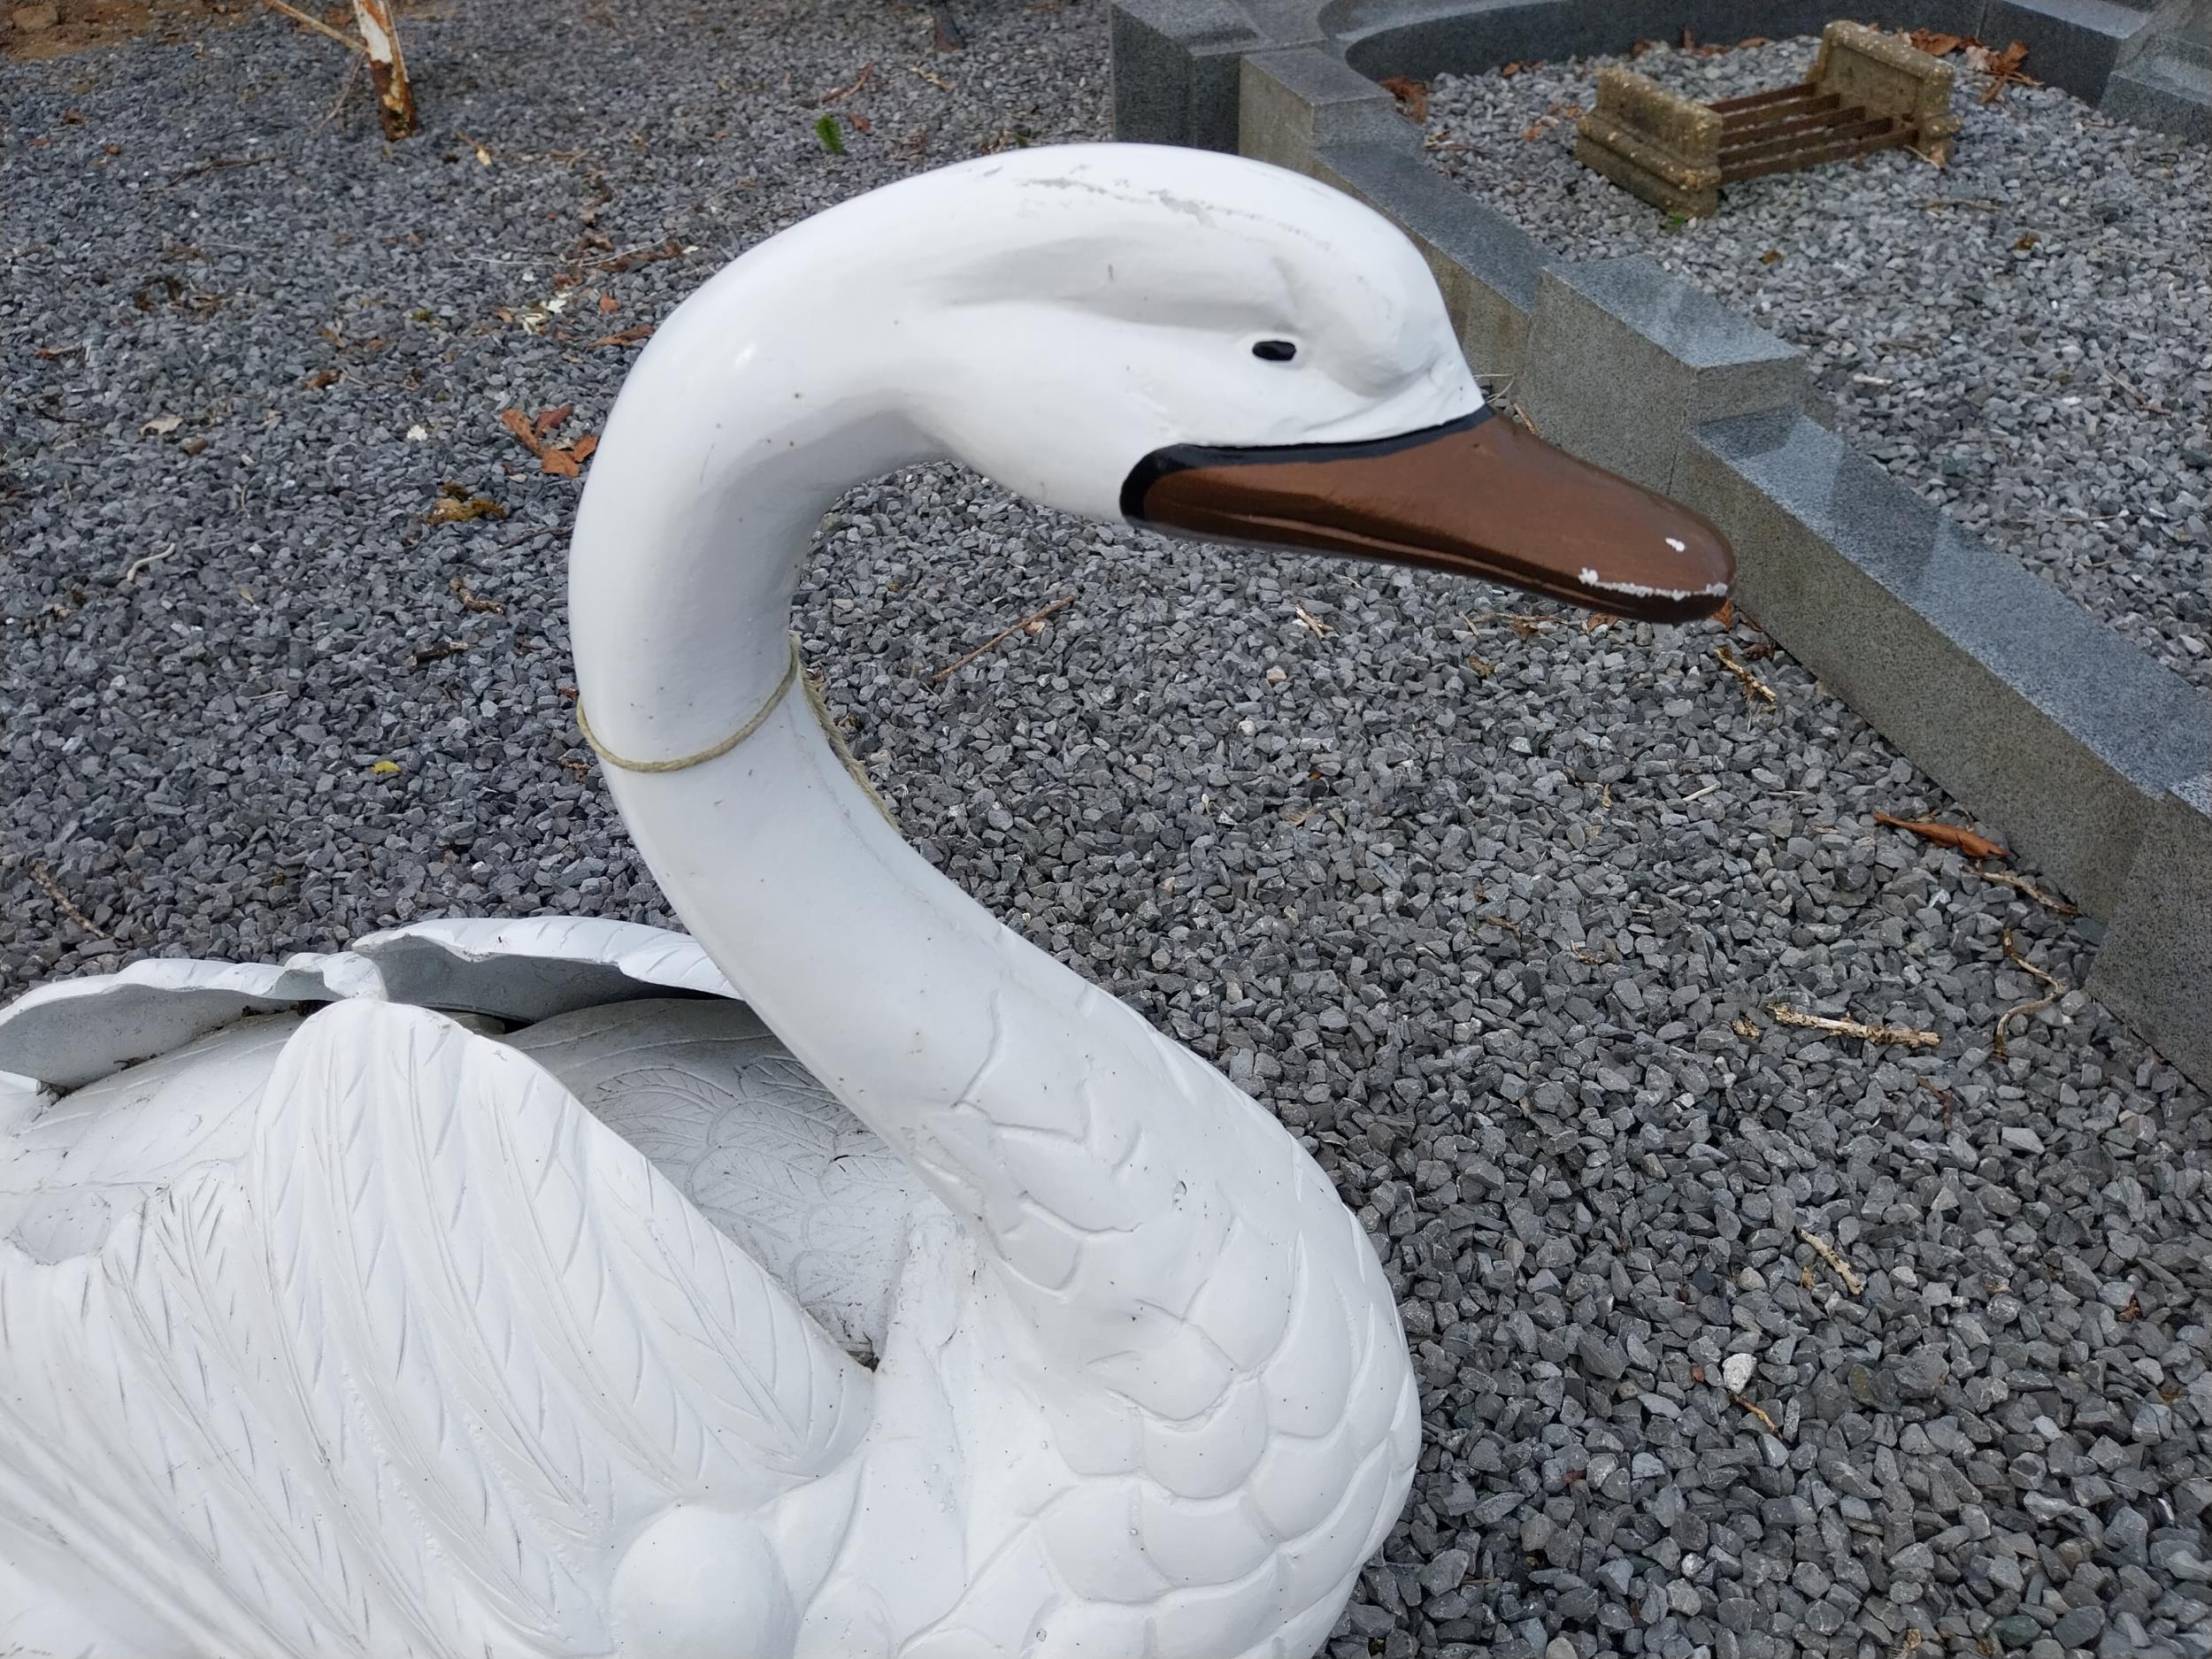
[566,180,1397,1439]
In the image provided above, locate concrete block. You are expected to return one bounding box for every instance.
[1240,45,1420,173]
[2092,775,2212,1096]
[1681,411,2212,918]
[1516,257,1803,494]
[1311,139,1547,377]
[1983,0,2160,98]
[2101,46,2212,139]
[1110,0,1269,150]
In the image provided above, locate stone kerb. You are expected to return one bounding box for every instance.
[2092,776,2212,1091]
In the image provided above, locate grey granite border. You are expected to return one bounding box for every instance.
[1113,0,2212,148]
[1118,4,2212,1093]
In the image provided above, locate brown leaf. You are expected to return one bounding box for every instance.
[1759,249,1783,265]
[1582,611,1616,634]
[1909,29,1964,56]
[302,367,341,388]
[1873,810,2008,860]
[499,406,544,457]
[597,293,619,313]
[425,488,507,524]
[541,447,581,478]
[1715,598,1735,629]
[590,324,654,348]
[2014,231,2039,250]
[1378,75,1430,124]
[533,403,574,438]
[569,433,599,462]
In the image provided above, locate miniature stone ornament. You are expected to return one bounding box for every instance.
[0,144,1729,1656]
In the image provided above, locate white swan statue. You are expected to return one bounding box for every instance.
[0,143,1730,1658]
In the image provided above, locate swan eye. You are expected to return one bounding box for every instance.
[1251,339,1297,363]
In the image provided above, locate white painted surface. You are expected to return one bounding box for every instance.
[0,145,1452,1657]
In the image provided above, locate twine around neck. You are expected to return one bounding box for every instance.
[575,634,896,826]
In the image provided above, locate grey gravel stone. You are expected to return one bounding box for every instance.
[4,8,2210,1659]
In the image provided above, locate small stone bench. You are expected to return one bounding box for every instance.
[1575,21,1961,217]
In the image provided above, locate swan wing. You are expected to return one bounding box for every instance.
[0,999,869,1657]
[499,998,939,1362]
[349,916,735,1018]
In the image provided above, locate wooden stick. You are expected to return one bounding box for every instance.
[932,593,1076,683]
[1974,866,2078,916]
[351,0,417,139]
[263,0,364,51]
[32,862,113,941]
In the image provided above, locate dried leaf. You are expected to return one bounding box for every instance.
[425,488,507,525]
[1715,598,1735,629]
[1909,29,1964,56]
[589,324,654,348]
[1759,249,1783,265]
[532,403,574,438]
[1872,810,2007,860]
[597,293,619,313]
[541,447,581,479]
[2014,231,2039,251]
[499,406,544,457]
[569,433,598,463]
[142,413,182,435]
[1582,611,1616,634]
[1378,75,1430,123]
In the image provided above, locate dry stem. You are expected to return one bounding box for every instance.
[1797,1228,1865,1295]
[1730,1393,1783,1436]
[1976,867,2078,916]
[1766,1002,1939,1048]
[1993,928,2067,1059]
[932,593,1076,683]
[262,0,365,51]
[31,862,113,941]
[1714,644,1777,705]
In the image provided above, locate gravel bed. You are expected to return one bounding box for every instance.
[5,6,2210,1658]
[1424,36,2212,694]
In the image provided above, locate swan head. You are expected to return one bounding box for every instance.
[880,143,1732,622]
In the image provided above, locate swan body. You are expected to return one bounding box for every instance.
[0,144,1730,1657]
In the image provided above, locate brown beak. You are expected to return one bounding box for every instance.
[1121,407,1732,624]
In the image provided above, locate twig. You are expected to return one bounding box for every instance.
[1892,1631,1923,1659]
[1797,1227,1865,1295]
[1476,914,1523,935]
[1993,927,2066,1059]
[906,64,953,91]
[449,576,503,614]
[816,63,874,104]
[262,0,365,51]
[1509,402,1542,437]
[1917,196,2003,211]
[31,862,113,941]
[115,547,176,586]
[1714,644,1777,705]
[1293,603,1332,638]
[1974,866,2078,916]
[1767,1002,1939,1048]
[495,519,570,549]
[1681,781,1720,803]
[165,155,274,187]
[932,593,1076,683]
[1729,1393,1782,1436]
[313,50,365,134]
